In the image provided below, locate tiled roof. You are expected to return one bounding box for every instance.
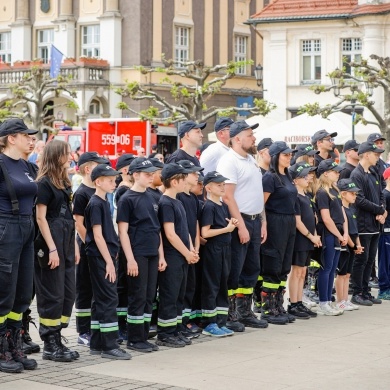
[248,0,390,24]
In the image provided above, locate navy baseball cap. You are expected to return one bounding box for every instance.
[178,121,207,138]
[229,120,259,138]
[312,130,337,143]
[269,141,297,157]
[91,164,121,182]
[317,159,344,176]
[129,158,159,174]
[289,162,317,180]
[257,138,273,151]
[198,173,204,183]
[149,157,164,169]
[78,152,108,167]
[342,140,360,153]
[203,171,229,187]
[178,160,204,173]
[0,118,38,137]
[161,163,192,180]
[295,144,319,158]
[367,133,386,142]
[358,141,385,155]
[116,153,135,170]
[214,117,234,132]
[338,178,360,192]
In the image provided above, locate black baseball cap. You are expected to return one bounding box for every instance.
[257,138,273,151]
[229,120,259,138]
[203,171,229,187]
[198,173,204,183]
[312,130,338,143]
[289,162,317,180]
[214,117,234,132]
[358,141,385,155]
[338,178,360,192]
[178,160,204,173]
[129,158,159,174]
[91,164,121,182]
[0,118,38,137]
[269,141,297,157]
[116,153,135,170]
[367,133,386,142]
[149,157,164,169]
[178,121,207,138]
[317,159,344,176]
[78,151,108,167]
[161,163,192,180]
[342,140,360,153]
[295,144,319,158]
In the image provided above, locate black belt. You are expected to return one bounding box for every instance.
[241,213,260,221]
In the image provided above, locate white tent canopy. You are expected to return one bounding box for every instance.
[250,112,379,146]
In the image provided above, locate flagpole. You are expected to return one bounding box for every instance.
[50,44,78,67]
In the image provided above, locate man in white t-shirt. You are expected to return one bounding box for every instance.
[217,120,268,331]
[200,117,233,174]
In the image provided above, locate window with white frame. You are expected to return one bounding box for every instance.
[0,32,11,63]
[341,38,362,75]
[81,25,100,57]
[175,26,190,66]
[302,39,321,83]
[234,35,248,75]
[37,29,54,63]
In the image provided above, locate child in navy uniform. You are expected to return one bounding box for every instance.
[73,152,107,347]
[117,158,167,353]
[200,171,238,337]
[336,179,363,310]
[85,164,130,360]
[157,163,198,348]
[147,157,164,203]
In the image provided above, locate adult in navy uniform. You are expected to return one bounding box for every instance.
[165,121,205,166]
[312,130,338,166]
[367,133,388,188]
[0,119,38,373]
[217,120,268,331]
[200,117,233,175]
[339,140,360,180]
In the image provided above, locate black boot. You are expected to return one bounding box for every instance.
[276,289,295,323]
[226,295,245,332]
[260,292,289,325]
[42,334,73,362]
[236,294,268,328]
[7,329,37,370]
[22,310,40,354]
[54,332,79,360]
[253,280,263,314]
[0,333,24,373]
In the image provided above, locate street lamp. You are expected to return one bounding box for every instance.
[254,64,263,88]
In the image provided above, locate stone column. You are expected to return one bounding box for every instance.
[106,0,119,12]
[10,0,31,61]
[59,0,73,17]
[54,0,76,58]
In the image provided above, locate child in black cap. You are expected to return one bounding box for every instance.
[147,157,164,203]
[117,158,167,353]
[157,163,199,348]
[84,164,130,360]
[200,171,238,337]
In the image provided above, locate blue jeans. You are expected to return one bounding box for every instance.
[318,234,340,302]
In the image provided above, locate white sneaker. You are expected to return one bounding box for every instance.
[302,294,317,308]
[317,302,340,316]
[336,300,354,312]
[346,300,359,310]
[330,302,344,315]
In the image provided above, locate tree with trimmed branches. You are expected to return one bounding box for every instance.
[300,54,390,151]
[114,56,276,124]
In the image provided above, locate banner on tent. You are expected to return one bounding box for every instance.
[285,135,311,144]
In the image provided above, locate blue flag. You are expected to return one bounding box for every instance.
[50,45,63,78]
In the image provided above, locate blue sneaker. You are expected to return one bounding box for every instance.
[220,326,234,336]
[202,323,226,337]
[77,332,90,346]
[378,290,390,300]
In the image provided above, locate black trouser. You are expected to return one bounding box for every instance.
[127,255,159,343]
[182,264,196,327]
[157,254,188,338]
[75,239,93,335]
[117,248,128,331]
[35,219,75,338]
[228,216,261,295]
[352,233,380,295]
[191,254,204,323]
[0,214,34,335]
[201,242,230,326]
[262,213,296,292]
[88,255,119,351]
